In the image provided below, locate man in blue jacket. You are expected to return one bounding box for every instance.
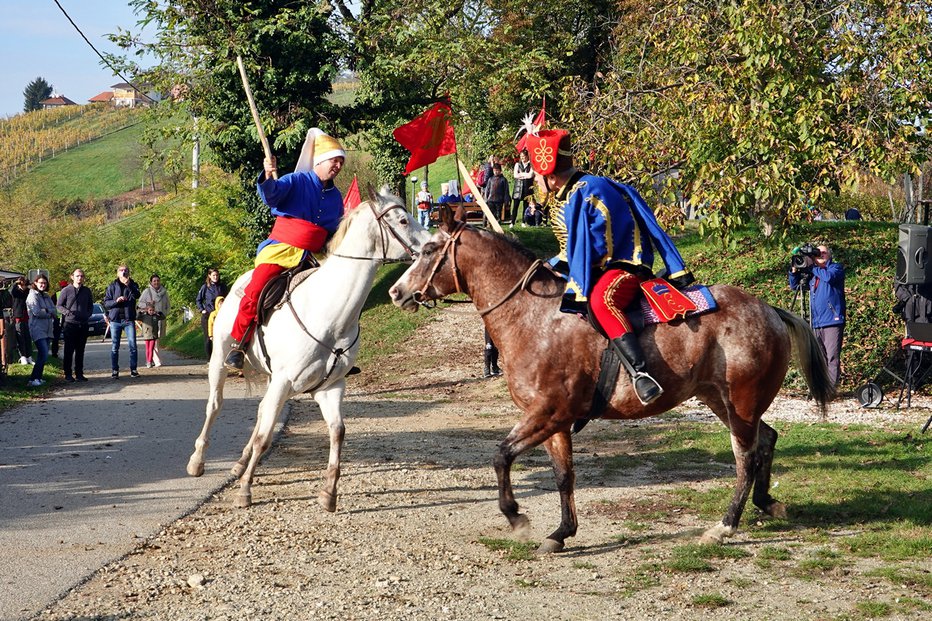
[789,245,845,388]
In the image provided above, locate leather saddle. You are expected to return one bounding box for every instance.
[255,257,319,326]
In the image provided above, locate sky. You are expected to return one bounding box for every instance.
[0,0,152,117]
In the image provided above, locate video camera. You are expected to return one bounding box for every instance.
[791,243,820,270]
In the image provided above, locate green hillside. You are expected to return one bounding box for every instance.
[12,121,148,202]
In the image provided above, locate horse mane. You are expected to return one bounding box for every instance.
[326,187,405,254]
[474,226,539,263]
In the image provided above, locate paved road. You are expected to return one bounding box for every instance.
[0,341,269,621]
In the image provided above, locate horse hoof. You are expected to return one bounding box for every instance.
[511,514,531,540]
[767,502,787,519]
[230,462,246,478]
[233,492,252,509]
[318,491,337,513]
[536,538,564,554]
[186,458,204,477]
[700,523,736,545]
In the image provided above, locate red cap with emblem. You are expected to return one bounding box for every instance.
[523,129,572,176]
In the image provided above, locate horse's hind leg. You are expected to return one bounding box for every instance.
[187,355,228,477]
[313,382,346,513]
[233,377,292,508]
[699,393,761,544]
[537,430,577,554]
[752,421,786,518]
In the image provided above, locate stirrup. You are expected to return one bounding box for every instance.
[224,346,245,371]
[632,371,663,405]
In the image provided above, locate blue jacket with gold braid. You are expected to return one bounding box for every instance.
[548,172,688,312]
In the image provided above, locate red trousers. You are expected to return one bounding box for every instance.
[589,269,642,339]
[231,263,286,342]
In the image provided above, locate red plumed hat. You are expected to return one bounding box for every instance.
[523,129,572,176]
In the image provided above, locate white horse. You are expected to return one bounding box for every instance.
[187,189,431,510]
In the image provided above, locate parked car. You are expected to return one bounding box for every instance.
[87,303,107,336]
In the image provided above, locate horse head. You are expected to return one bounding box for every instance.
[390,206,467,310]
[331,185,431,264]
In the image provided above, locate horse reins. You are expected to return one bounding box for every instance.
[414,222,544,316]
[329,201,420,264]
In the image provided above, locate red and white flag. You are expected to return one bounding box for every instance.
[393,102,457,175]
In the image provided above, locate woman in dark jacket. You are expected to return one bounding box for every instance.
[195,268,227,359]
[10,276,33,364]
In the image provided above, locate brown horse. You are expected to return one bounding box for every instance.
[388,209,833,553]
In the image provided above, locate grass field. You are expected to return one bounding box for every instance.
[12,121,147,203]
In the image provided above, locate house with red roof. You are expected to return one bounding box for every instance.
[111,83,161,108]
[88,91,114,105]
[39,95,78,109]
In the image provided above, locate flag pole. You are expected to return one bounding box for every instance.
[458,158,504,234]
[236,55,277,180]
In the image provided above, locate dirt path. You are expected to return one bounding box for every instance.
[35,304,930,621]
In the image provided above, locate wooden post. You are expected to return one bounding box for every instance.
[236,55,277,179]
[457,159,504,234]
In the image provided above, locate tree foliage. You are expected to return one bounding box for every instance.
[562,0,932,239]
[22,77,53,112]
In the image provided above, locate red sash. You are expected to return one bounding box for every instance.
[269,217,329,253]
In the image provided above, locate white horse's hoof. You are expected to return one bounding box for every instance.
[233,492,252,509]
[537,538,564,554]
[318,490,337,513]
[699,522,736,544]
[186,458,204,477]
[230,462,246,478]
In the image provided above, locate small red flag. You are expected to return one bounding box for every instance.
[393,102,457,175]
[343,174,361,212]
[515,98,547,153]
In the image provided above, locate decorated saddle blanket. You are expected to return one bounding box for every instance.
[635,278,717,326]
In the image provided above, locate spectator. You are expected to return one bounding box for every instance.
[416,180,433,228]
[789,245,845,388]
[138,274,170,368]
[483,163,510,224]
[195,268,227,360]
[510,149,535,225]
[224,128,346,370]
[523,195,544,227]
[50,280,68,358]
[103,264,141,379]
[57,268,93,382]
[9,276,34,364]
[208,295,225,343]
[25,275,56,387]
[483,330,502,378]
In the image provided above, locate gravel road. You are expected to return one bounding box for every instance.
[28,305,932,621]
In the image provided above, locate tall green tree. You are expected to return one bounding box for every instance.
[22,77,53,112]
[561,0,932,239]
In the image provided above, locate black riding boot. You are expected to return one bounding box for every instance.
[224,342,246,370]
[612,334,663,405]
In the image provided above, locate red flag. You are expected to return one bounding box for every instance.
[343,174,361,212]
[393,102,457,175]
[515,97,547,153]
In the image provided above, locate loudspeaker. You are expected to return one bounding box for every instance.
[897,224,932,284]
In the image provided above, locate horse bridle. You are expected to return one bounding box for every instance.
[329,200,421,264]
[412,222,544,316]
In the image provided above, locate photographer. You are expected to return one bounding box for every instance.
[789,244,846,389]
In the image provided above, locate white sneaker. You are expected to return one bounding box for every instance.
[27,357,35,364]
[146,362,153,368]
[154,362,162,367]
[19,356,28,365]
[27,379,42,387]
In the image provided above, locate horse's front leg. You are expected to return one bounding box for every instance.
[233,376,293,508]
[538,430,577,553]
[494,410,565,542]
[312,381,346,512]
[186,353,228,477]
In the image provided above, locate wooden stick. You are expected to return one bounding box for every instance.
[457,159,504,234]
[236,55,277,179]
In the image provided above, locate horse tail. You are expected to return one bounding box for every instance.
[772,306,835,415]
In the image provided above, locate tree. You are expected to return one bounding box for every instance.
[23,77,53,112]
[561,0,932,239]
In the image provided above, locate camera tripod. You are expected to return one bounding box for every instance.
[788,271,813,326]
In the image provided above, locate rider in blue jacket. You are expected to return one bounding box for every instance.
[789,245,845,388]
